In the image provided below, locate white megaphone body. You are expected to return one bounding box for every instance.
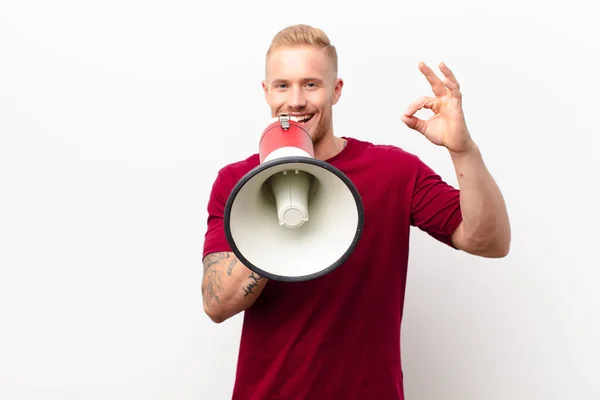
[223,114,364,282]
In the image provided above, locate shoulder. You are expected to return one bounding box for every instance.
[209,153,260,197]
[215,153,260,182]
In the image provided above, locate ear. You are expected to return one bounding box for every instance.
[262,80,268,98]
[331,78,344,105]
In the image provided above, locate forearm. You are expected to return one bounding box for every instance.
[450,140,511,256]
[202,252,268,323]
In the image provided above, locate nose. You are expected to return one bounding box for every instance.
[287,85,307,110]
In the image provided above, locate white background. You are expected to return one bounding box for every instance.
[1,1,599,399]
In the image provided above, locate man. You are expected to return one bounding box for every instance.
[202,24,510,400]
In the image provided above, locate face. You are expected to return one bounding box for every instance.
[262,45,343,144]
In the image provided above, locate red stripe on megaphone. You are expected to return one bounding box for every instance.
[259,119,314,163]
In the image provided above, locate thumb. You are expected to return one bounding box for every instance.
[401,114,427,134]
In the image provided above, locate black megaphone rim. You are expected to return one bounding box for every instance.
[223,156,365,282]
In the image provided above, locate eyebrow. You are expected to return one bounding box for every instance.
[271,77,324,86]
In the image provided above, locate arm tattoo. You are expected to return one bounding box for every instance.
[227,257,238,276]
[203,268,224,308]
[203,252,239,276]
[242,272,264,297]
[203,252,228,273]
[202,252,259,306]
[202,252,230,307]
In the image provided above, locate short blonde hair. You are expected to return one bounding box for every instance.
[266,24,338,75]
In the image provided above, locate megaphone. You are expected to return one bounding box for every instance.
[223,113,364,282]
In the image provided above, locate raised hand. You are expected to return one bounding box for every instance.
[401,61,475,154]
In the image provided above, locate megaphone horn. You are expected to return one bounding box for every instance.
[223,113,364,282]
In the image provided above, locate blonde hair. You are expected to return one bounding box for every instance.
[266,24,338,75]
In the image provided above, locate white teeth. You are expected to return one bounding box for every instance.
[297,114,312,121]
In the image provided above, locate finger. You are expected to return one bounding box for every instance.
[439,62,460,89]
[401,114,427,134]
[439,62,462,99]
[443,77,462,99]
[419,61,446,97]
[404,96,436,117]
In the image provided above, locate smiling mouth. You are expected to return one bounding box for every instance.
[294,114,314,124]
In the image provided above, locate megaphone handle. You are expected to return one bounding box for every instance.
[278,113,291,129]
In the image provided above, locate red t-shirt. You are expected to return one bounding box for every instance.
[203,136,463,399]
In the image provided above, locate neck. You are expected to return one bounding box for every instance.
[313,134,346,161]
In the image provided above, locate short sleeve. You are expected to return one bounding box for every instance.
[202,169,233,259]
[410,158,463,248]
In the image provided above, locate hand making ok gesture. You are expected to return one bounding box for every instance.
[402,62,475,154]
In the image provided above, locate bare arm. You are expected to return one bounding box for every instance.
[450,141,511,258]
[400,62,511,258]
[202,252,269,323]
